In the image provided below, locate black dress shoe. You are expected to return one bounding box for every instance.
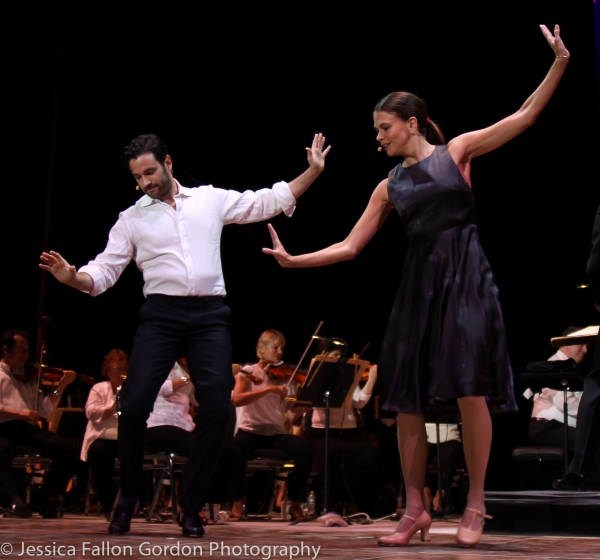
[178,511,205,538]
[108,505,134,534]
[30,502,60,519]
[553,472,586,490]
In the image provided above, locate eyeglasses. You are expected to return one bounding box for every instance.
[110,367,128,371]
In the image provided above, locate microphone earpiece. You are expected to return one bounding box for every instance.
[377,147,383,152]
[135,185,140,191]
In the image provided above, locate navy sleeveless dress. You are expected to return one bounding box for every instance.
[380,144,517,414]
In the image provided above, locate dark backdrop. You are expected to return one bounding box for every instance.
[3,1,599,489]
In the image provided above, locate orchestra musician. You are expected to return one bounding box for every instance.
[0,329,78,518]
[81,349,129,517]
[230,329,312,520]
[554,205,600,490]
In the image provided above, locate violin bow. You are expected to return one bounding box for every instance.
[285,321,323,390]
[34,341,46,411]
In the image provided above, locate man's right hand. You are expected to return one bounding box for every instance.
[39,251,77,284]
[20,410,39,424]
[39,251,93,291]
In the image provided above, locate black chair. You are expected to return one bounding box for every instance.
[11,446,53,507]
[244,448,294,519]
[511,445,565,490]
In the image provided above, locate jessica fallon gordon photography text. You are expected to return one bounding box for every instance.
[10,541,322,559]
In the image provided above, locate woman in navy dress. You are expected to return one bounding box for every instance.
[264,25,569,547]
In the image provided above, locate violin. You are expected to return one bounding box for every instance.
[12,363,95,385]
[267,362,308,385]
[240,362,308,386]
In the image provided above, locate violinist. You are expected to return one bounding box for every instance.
[230,329,312,520]
[0,329,78,518]
[304,338,379,516]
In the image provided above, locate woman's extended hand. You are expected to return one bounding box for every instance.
[540,24,569,59]
[262,224,294,267]
[305,133,331,173]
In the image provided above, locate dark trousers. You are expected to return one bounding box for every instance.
[0,420,78,502]
[118,295,234,513]
[87,438,118,513]
[568,340,600,478]
[305,427,378,515]
[232,429,312,503]
[529,418,577,453]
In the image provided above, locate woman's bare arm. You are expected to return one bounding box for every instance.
[263,179,392,268]
[449,24,569,165]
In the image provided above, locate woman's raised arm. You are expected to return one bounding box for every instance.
[263,179,393,268]
[449,24,569,165]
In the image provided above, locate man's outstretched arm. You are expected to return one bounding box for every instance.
[39,251,94,292]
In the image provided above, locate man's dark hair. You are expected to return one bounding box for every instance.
[120,134,169,169]
[1,329,30,354]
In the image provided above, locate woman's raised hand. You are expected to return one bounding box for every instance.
[306,133,331,173]
[540,24,569,59]
[262,224,294,267]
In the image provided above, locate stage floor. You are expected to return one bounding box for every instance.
[0,514,598,560]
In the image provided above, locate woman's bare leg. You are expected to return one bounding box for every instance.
[457,396,492,531]
[395,412,428,528]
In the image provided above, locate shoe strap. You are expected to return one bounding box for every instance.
[465,507,492,520]
[401,514,416,522]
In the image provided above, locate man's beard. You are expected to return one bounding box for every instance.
[144,166,172,199]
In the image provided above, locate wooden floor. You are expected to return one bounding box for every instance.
[0,514,598,559]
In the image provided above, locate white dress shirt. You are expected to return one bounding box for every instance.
[79,181,295,297]
[525,349,582,427]
[147,362,197,432]
[425,423,461,444]
[0,362,57,422]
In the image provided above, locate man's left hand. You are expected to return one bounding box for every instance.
[306,133,331,173]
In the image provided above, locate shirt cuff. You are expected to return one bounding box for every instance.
[273,181,296,217]
[78,264,106,297]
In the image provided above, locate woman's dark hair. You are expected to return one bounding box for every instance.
[374,92,445,144]
[120,134,169,169]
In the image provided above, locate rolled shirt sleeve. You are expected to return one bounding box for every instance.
[79,217,135,297]
[221,181,296,224]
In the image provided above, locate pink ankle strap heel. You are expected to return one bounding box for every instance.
[456,507,492,548]
[378,510,432,547]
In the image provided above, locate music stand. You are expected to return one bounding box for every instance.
[289,355,368,520]
[520,359,585,473]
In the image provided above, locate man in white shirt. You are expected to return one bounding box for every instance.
[39,133,330,536]
[526,327,587,451]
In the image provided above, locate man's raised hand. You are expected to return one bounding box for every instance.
[306,133,331,173]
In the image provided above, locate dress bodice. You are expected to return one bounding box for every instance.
[387,144,476,240]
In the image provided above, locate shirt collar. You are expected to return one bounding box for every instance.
[139,180,193,207]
